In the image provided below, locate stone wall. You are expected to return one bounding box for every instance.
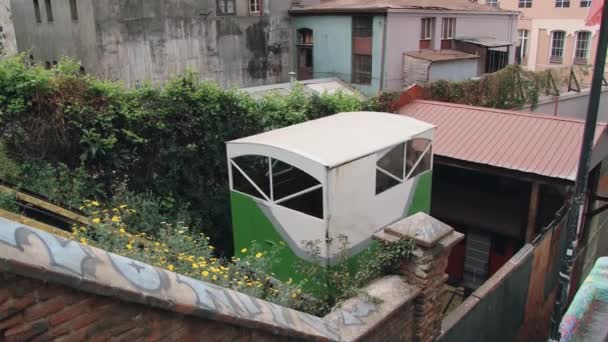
[0,212,460,341]
[0,0,17,56]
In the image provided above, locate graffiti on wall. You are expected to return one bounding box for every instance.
[0,217,392,341]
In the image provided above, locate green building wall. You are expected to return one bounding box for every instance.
[292,15,386,97]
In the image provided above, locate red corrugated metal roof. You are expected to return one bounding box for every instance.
[400,100,608,181]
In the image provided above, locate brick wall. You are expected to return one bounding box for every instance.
[0,272,285,342]
[0,214,458,342]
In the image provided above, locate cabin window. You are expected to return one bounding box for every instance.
[574,31,591,65]
[550,31,566,64]
[555,0,570,7]
[406,138,432,179]
[231,156,323,219]
[352,16,373,85]
[441,18,456,49]
[376,143,405,194]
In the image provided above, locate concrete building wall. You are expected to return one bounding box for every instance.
[429,58,478,82]
[384,12,518,91]
[10,0,99,68]
[11,0,293,88]
[519,87,608,120]
[0,0,17,57]
[292,15,385,97]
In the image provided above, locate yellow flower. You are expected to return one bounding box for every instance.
[287,278,293,284]
[119,204,128,209]
[240,248,248,253]
[91,201,100,207]
[212,275,218,281]
[208,246,215,250]
[191,263,199,269]
[168,264,175,271]
[79,237,88,245]
[291,293,297,299]
[154,242,160,246]
[111,216,120,223]
[126,243,133,250]
[237,281,243,286]
[255,252,263,258]
[92,218,101,224]
[202,271,209,277]
[119,227,126,234]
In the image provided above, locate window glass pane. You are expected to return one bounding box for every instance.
[376,170,401,195]
[232,156,270,199]
[278,187,323,219]
[377,143,405,179]
[353,16,373,37]
[33,0,41,23]
[406,138,432,178]
[272,159,320,201]
[352,54,372,84]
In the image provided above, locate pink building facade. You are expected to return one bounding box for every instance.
[483,0,600,71]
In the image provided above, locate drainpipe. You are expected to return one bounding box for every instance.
[548,0,608,339]
[379,14,388,92]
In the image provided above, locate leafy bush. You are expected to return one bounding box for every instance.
[0,55,369,253]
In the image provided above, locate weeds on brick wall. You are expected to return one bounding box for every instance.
[297,235,415,316]
[69,200,312,312]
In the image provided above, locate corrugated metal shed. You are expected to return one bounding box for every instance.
[400,100,608,181]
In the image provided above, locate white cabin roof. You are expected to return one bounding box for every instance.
[227,112,434,168]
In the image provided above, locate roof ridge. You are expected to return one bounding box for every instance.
[412,100,607,126]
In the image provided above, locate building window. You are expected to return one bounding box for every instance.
[581,0,591,6]
[352,55,372,84]
[406,138,432,179]
[45,0,53,22]
[555,0,570,7]
[69,0,78,20]
[441,18,456,49]
[518,29,529,61]
[217,0,236,15]
[249,0,260,13]
[486,0,499,7]
[420,18,435,49]
[33,0,41,23]
[550,31,566,64]
[574,31,591,64]
[353,16,373,37]
[519,0,532,7]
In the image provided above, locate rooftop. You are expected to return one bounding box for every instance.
[399,100,608,181]
[405,49,479,62]
[228,112,434,168]
[290,0,516,14]
[240,77,360,99]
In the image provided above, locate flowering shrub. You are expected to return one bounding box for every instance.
[70,200,311,311]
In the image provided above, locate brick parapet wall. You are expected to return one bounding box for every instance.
[0,215,451,341]
[375,213,464,342]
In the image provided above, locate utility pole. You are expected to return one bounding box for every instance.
[548,1,608,340]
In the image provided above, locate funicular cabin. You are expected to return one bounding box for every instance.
[226,112,435,281]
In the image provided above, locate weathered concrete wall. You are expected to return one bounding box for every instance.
[10,0,99,67]
[429,59,478,82]
[403,55,431,87]
[11,0,292,88]
[519,87,608,120]
[0,0,18,56]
